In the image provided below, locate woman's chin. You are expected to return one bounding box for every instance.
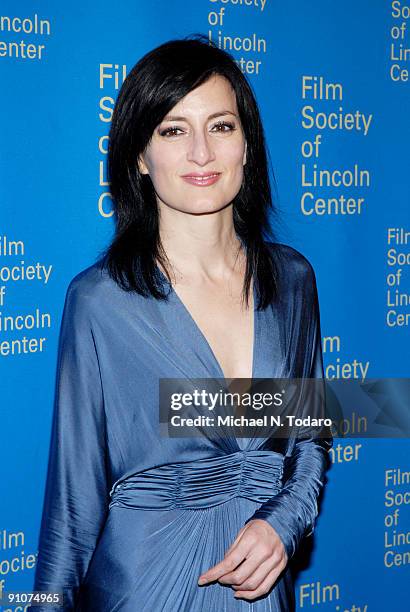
[182,199,233,215]
[188,204,231,216]
[158,197,233,216]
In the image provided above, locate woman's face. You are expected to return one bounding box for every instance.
[138,74,247,215]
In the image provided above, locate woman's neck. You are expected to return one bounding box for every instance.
[157,205,246,283]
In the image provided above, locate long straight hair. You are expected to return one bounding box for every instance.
[100,34,280,309]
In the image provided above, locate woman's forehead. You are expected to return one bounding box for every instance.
[166,77,238,117]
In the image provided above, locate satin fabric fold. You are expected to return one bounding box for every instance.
[31,242,332,611]
[108,450,284,511]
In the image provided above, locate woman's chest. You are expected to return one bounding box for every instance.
[95,284,305,385]
[171,282,255,380]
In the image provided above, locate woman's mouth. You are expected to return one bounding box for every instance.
[181,172,221,186]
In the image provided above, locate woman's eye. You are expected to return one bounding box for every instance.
[212,121,235,132]
[159,121,236,137]
[159,126,183,137]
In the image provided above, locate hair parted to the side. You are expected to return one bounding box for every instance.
[99,33,280,309]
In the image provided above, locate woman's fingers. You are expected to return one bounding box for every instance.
[198,547,247,585]
[234,562,286,601]
[198,525,250,584]
[217,551,262,586]
[220,553,272,588]
[198,518,288,590]
[220,535,285,591]
[216,521,284,587]
[223,525,247,557]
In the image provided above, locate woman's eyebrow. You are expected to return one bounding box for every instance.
[162,110,237,122]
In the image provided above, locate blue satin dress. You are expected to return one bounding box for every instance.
[31,242,332,611]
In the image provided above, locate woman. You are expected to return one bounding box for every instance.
[32,35,332,611]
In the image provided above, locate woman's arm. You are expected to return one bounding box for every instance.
[31,279,110,610]
[244,259,333,561]
[244,436,332,561]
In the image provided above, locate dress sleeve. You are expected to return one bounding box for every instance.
[244,261,333,561]
[31,280,110,610]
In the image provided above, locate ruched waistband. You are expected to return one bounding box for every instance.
[108,450,284,511]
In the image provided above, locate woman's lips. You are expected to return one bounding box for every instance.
[181,173,221,186]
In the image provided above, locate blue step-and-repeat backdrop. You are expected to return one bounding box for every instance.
[1,1,409,610]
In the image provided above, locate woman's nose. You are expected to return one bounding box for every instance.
[186,131,216,166]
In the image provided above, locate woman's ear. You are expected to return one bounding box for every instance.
[138,154,149,175]
[243,141,247,166]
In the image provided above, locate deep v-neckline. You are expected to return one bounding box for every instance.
[158,266,258,381]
